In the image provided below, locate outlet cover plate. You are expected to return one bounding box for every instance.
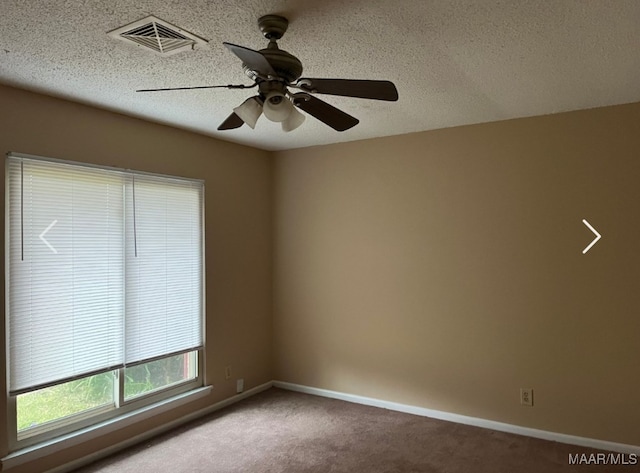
[520,388,534,407]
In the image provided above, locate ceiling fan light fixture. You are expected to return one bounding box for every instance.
[282,105,305,132]
[262,92,293,122]
[233,96,263,129]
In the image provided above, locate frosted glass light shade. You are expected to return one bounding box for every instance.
[233,97,262,129]
[282,106,305,132]
[262,92,293,122]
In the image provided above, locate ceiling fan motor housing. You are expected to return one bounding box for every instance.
[260,45,303,83]
[241,45,302,83]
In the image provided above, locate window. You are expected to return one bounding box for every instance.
[5,154,204,448]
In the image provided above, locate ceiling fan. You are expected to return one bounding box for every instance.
[137,15,399,132]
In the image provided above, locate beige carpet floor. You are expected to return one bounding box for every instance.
[74,387,636,473]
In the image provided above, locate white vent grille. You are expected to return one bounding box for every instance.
[108,15,208,56]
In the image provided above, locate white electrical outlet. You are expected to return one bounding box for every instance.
[225,366,232,380]
[520,388,534,407]
[236,378,244,393]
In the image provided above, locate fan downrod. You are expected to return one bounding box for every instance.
[258,15,288,40]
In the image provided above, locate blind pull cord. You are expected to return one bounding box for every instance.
[132,174,138,257]
[20,160,24,261]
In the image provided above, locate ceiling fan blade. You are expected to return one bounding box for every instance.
[137,83,255,92]
[217,112,244,131]
[291,93,359,132]
[223,42,276,77]
[296,79,399,101]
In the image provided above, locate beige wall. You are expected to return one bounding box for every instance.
[273,102,640,446]
[0,84,273,472]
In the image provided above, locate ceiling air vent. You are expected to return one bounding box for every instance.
[108,15,208,56]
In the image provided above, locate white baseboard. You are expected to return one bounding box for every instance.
[47,381,273,473]
[273,380,640,456]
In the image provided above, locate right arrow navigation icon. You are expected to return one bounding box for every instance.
[582,219,601,254]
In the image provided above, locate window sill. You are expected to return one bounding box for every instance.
[2,385,213,470]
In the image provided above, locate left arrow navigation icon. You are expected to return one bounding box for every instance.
[39,220,58,254]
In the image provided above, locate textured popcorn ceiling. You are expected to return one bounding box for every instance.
[1,0,639,151]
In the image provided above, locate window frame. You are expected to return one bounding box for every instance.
[4,153,206,452]
[8,350,203,451]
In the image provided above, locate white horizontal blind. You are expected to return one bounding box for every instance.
[7,155,204,395]
[7,157,125,394]
[125,175,203,364]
